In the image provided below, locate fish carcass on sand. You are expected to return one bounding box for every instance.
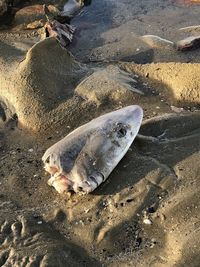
[42,105,143,194]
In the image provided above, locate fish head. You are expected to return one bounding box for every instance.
[42,105,143,194]
[69,105,143,193]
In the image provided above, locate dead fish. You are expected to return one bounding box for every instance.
[140,35,174,49]
[42,105,143,194]
[176,35,200,51]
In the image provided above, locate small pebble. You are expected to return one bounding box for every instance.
[37,221,43,224]
[171,106,184,113]
[84,209,90,213]
[143,218,152,225]
[79,220,84,226]
[150,239,156,248]
[28,148,34,152]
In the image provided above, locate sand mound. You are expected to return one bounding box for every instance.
[1,35,199,133]
[122,62,200,106]
[0,37,87,131]
[75,65,144,105]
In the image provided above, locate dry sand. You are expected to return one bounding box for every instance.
[0,0,200,266]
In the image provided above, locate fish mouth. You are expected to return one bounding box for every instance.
[48,174,73,194]
[47,172,105,194]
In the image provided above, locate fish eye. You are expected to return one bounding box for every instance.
[118,128,127,137]
[116,123,127,138]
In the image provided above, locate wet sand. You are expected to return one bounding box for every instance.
[0,0,200,266]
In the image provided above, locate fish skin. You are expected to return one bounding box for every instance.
[42,105,143,194]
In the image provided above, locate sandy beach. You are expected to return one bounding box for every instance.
[0,0,200,266]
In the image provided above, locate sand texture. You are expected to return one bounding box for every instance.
[0,0,200,266]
